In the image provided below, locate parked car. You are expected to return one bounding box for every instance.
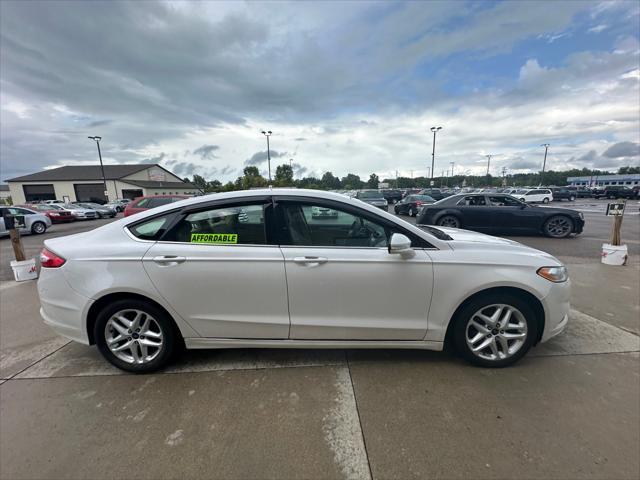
[73,202,117,218]
[354,190,388,209]
[402,188,422,198]
[0,206,51,235]
[311,205,339,219]
[567,187,593,198]
[381,189,403,204]
[124,195,188,217]
[38,188,570,372]
[593,186,638,199]
[417,193,584,238]
[105,200,126,212]
[19,204,75,223]
[44,200,65,205]
[515,188,553,203]
[549,187,576,202]
[62,204,101,220]
[417,188,451,201]
[394,194,436,217]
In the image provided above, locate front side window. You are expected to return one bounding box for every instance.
[457,196,486,206]
[164,203,266,245]
[281,202,388,248]
[488,196,521,207]
[147,197,175,208]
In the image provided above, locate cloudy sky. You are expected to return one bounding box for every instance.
[1,0,639,183]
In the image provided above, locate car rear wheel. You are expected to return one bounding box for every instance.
[543,215,573,238]
[453,294,537,367]
[95,299,177,373]
[437,215,461,228]
[542,197,550,204]
[569,195,576,201]
[31,221,46,235]
[409,207,415,217]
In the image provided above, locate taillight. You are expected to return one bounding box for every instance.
[416,201,423,206]
[39,248,66,268]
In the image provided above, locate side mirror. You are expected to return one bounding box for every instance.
[388,233,412,254]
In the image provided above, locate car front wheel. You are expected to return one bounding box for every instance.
[437,215,461,228]
[409,207,415,217]
[31,221,46,235]
[453,294,537,367]
[95,299,178,373]
[543,215,574,238]
[542,197,550,204]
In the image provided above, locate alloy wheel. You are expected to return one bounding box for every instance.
[438,216,460,228]
[545,216,572,238]
[465,304,528,362]
[409,207,415,217]
[32,222,46,234]
[105,309,164,365]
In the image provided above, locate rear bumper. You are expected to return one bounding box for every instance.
[37,268,92,345]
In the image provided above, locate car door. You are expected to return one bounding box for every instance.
[455,195,493,229]
[275,197,434,340]
[141,198,290,339]
[487,195,539,231]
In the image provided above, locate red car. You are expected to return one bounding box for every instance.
[123,195,188,217]
[20,204,76,223]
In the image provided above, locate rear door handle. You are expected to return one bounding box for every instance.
[293,256,328,265]
[152,255,186,266]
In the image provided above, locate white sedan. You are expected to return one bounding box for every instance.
[37,189,570,373]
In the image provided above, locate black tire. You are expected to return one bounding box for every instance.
[452,293,538,368]
[394,206,399,215]
[409,207,415,217]
[31,221,46,235]
[437,215,461,228]
[542,197,550,204]
[569,196,575,201]
[94,299,178,373]
[543,215,574,238]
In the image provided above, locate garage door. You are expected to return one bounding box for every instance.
[23,184,56,202]
[74,183,106,203]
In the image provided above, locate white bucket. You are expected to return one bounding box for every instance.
[10,258,38,282]
[601,243,628,266]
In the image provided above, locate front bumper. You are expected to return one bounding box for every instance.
[540,278,571,343]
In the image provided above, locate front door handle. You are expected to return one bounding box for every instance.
[152,255,186,266]
[292,256,328,266]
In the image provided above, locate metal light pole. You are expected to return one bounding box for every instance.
[261,130,273,182]
[486,154,492,186]
[430,126,442,186]
[540,143,550,186]
[450,161,455,178]
[88,136,109,202]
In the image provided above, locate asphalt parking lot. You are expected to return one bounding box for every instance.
[1,200,639,479]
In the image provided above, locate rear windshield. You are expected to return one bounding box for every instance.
[358,191,384,199]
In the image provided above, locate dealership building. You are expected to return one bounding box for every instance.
[566,174,640,187]
[6,164,200,204]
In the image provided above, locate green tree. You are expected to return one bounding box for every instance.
[192,174,208,191]
[275,164,294,186]
[619,166,640,174]
[321,171,341,190]
[367,173,379,189]
[239,166,267,189]
[341,173,362,190]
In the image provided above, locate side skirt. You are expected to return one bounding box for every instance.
[184,338,444,351]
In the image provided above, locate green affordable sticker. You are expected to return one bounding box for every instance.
[191,233,238,244]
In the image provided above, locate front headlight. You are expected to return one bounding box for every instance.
[537,266,568,283]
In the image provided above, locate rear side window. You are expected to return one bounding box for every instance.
[164,203,267,245]
[129,215,172,240]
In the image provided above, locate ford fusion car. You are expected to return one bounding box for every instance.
[38,189,570,373]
